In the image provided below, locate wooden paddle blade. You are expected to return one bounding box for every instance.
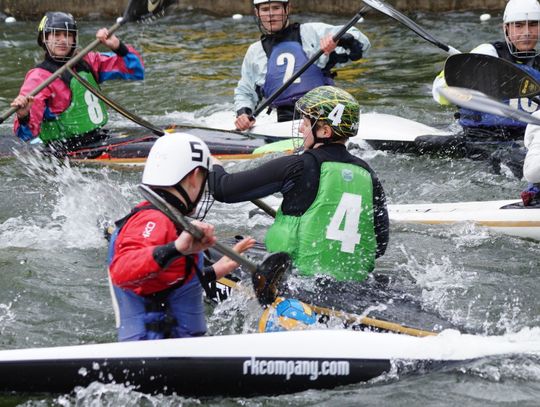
[440,86,540,126]
[252,252,292,306]
[122,0,177,23]
[445,53,540,99]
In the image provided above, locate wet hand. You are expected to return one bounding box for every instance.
[320,34,337,55]
[212,236,256,278]
[235,114,255,131]
[96,28,120,51]
[174,221,217,254]
[11,95,34,118]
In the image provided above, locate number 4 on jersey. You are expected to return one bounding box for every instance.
[326,193,362,253]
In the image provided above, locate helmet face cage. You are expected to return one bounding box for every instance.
[38,13,78,62]
[292,105,320,152]
[189,174,215,221]
[505,20,540,58]
[254,1,289,35]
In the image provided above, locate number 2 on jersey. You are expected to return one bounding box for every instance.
[277,53,301,85]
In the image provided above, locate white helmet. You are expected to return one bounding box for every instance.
[254,0,288,5]
[142,133,211,187]
[504,0,540,24]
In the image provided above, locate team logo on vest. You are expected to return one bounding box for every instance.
[142,221,156,238]
[341,169,354,182]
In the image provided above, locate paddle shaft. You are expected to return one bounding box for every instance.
[217,277,436,337]
[67,67,165,136]
[361,0,460,55]
[138,184,259,273]
[440,87,540,126]
[253,7,368,118]
[0,21,125,125]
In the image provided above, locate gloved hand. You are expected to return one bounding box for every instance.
[521,183,540,206]
[251,252,291,307]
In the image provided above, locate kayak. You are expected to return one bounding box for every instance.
[0,125,283,166]
[254,196,540,241]
[250,113,479,157]
[0,329,538,396]
[389,199,540,241]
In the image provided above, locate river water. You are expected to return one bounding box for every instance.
[0,8,539,406]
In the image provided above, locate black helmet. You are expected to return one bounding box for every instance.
[37,12,78,50]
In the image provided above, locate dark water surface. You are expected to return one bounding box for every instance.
[0,9,539,406]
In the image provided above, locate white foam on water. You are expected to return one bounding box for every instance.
[3,150,137,250]
[0,301,16,335]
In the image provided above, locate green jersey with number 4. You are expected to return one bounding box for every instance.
[39,71,108,143]
[265,161,377,281]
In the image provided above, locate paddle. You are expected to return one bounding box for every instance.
[251,6,370,118]
[216,276,436,337]
[439,86,540,126]
[67,67,289,143]
[361,0,460,55]
[0,0,176,125]
[138,184,291,305]
[444,53,540,100]
[67,67,165,137]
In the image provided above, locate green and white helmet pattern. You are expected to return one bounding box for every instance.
[295,86,360,139]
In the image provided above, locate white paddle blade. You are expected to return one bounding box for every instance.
[440,86,540,126]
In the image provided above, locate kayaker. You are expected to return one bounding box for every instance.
[10,11,144,152]
[432,0,540,140]
[107,133,255,341]
[212,86,389,282]
[521,112,540,205]
[234,0,370,130]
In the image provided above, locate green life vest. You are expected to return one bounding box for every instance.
[39,71,108,143]
[265,161,377,281]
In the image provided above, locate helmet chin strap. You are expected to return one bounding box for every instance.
[310,119,337,147]
[173,171,209,215]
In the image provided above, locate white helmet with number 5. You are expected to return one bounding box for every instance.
[142,133,211,187]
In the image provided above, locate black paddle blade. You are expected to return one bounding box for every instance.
[440,86,540,126]
[445,53,540,99]
[252,252,292,306]
[122,0,177,23]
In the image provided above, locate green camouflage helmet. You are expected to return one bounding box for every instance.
[295,86,360,139]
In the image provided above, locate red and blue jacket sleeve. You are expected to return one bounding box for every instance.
[13,68,56,141]
[85,43,144,83]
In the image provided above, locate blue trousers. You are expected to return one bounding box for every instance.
[110,276,207,341]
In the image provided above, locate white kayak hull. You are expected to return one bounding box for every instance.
[250,113,453,142]
[260,196,540,241]
[389,200,540,240]
[0,329,538,396]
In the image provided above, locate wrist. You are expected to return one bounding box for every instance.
[114,41,129,57]
[18,112,30,124]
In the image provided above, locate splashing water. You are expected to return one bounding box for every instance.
[2,149,139,250]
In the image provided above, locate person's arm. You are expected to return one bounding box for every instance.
[371,175,389,258]
[524,113,540,183]
[209,155,303,203]
[302,23,370,69]
[234,42,265,129]
[86,28,144,83]
[12,69,55,141]
[110,211,215,287]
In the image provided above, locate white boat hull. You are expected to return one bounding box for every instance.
[389,200,540,240]
[0,329,538,396]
